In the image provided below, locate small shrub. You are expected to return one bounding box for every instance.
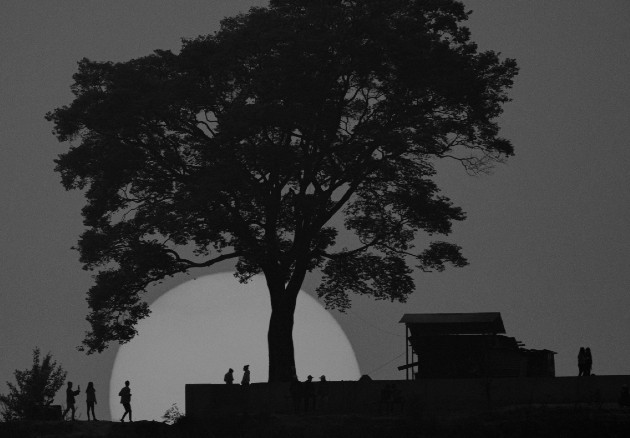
[162,403,183,425]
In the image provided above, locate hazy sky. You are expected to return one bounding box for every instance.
[2,0,630,420]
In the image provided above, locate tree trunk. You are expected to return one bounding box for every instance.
[267,300,297,382]
[266,276,299,382]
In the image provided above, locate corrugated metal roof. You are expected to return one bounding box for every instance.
[399,312,505,334]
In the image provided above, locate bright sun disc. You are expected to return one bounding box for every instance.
[109,272,361,421]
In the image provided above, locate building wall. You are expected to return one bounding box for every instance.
[408,335,555,378]
[186,376,630,418]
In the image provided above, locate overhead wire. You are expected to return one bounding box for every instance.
[364,351,406,377]
[345,309,404,338]
[342,309,406,377]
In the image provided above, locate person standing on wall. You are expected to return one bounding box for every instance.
[224,368,234,384]
[241,365,250,386]
[585,348,593,376]
[318,375,329,412]
[303,375,316,412]
[578,347,586,376]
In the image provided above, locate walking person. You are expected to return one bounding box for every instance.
[241,365,250,386]
[85,382,97,421]
[62,382,80,420]
[224,368,234,384]
[119,380,132,422]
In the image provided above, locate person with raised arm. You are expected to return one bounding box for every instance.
[62,382,80,420]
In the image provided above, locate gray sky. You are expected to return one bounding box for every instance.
[2,0,630,419]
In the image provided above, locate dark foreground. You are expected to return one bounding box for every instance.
[2,406,629,438]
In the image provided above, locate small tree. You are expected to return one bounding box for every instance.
[0,348,67,421]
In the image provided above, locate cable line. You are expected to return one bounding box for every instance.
[346,309,404,338]
[364,352,406,377]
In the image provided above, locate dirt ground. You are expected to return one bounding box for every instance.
[1,405,629,438]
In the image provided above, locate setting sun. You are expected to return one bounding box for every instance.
[109,273,360,421]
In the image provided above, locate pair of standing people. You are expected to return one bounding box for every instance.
[289,374,328,414]
[578,347,593,376]
[224,365,250,385]
[62,382,97,421]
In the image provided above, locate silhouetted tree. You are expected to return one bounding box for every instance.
[46,0,517,382]
[0,348,66,421]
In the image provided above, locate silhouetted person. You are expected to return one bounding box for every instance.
[318,375,329,411]
[224,368,234,384]
[578,347,586,376]
[241,365,250,386]
[85,382,97,421]
[119,380,132,422]
[585,347,593,376]
[62,382,80,420]
[619,385,630,407]
[303,375,316,412]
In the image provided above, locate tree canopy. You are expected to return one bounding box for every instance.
[0,348,66,421]
[47,0,517,381]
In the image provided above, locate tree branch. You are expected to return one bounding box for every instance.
[164,249,240,268]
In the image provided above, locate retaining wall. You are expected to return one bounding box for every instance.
[186,375,630,419]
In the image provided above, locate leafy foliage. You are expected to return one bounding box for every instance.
[47,0,517,378]
[0,348,66,421]
[162,403,184,425]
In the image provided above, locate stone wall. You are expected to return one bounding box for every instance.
[186,376,630,419]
